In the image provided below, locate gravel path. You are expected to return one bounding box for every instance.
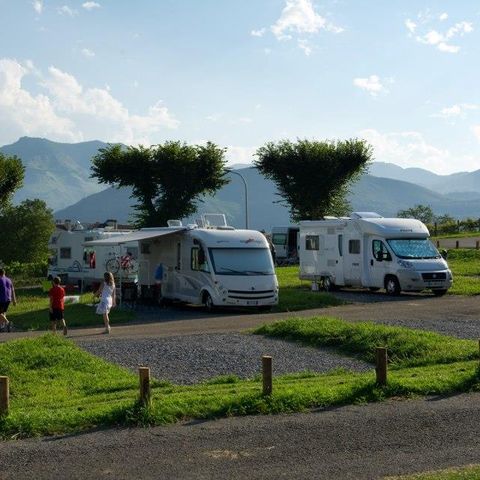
[77,333,370,384]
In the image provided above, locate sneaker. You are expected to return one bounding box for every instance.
[104,326,111,334]
[63,325,68,336]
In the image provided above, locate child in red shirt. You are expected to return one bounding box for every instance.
[49,277,67,335]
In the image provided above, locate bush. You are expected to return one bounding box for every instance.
[2,261,48,280]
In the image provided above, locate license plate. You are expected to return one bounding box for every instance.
[426,281,442,287]
[247,300,258,306]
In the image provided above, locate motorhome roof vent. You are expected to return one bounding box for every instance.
[351,212,383,219]
[323,216,338,220]
[201,213,228,228]
[167,219,183,227]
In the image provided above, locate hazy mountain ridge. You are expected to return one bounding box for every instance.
[2,137,480,229]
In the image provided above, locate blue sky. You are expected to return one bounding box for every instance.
[1,0,480,174]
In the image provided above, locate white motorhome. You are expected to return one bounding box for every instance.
[85,215,279,309]
[299,212,453,296]
[271,225,300,264]
[48,220,138,288]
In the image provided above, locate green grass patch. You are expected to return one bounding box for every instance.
[8,287,134,331]
[446,250,480,296]
[275,266,344,311]
[385,464,480,479]
[254,316,478,368]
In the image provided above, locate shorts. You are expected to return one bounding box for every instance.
[49,309,64,321]
[0,302,10,314]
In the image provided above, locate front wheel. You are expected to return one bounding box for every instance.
[432,289,448,297]
[203,292,215,312]
[322,276,336,292]
[105,258,120,274]
[385,276,401,296]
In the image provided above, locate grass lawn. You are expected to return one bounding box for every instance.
[8,288,134,331]
[2,316,480,439]
[446,250,480,296]
[385,464,480,479]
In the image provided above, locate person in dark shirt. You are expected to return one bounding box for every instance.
[0,267,16,333]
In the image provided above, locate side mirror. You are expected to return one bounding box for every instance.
[375,253,382,262]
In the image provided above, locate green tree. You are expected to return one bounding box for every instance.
[0,152,24,211]
[397,204,435,224]
[91,141,229,227]
[254,139,373,221]
[0,199,54,264]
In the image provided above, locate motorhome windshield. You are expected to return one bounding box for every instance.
[209,248,274,275]
[386,238,440,259]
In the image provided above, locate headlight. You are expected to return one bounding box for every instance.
[397,259,413,269]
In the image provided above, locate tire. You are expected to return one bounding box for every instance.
[323,277,335,292]
[203,292,215,312]
[105,258,120,274]
[432,289,448,297]
[385,276,401,296]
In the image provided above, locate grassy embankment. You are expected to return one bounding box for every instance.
[446,249,480,296]
[2,315,480,439]
[385,464,480,479]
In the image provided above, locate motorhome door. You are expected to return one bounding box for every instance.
[368,238,393,288]
[344,238,362,286]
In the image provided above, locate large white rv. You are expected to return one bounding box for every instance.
[271,225,299,264]
[299,212,453,296]
[85,215,279,309]
[48,220,137,288]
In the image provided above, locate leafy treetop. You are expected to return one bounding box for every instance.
[254,138,373,221]
[0,153,24,211]
[91,141,229,227]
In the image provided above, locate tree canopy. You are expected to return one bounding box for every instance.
[397,204,435,224]
[0,199,54,264]
[254,139,373,221]
[91,141,229,227]
[0,152,24,211]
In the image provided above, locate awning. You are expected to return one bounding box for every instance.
[83,227,186,246]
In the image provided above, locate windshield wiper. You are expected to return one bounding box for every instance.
[245,270,271,275]
[218,267,245,274]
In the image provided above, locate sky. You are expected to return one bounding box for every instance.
[1,0,480,174]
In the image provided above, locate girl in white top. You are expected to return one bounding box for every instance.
[95,272,116,334]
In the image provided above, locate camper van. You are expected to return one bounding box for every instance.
[271,225,300,264]
[85,214,279,309]
[299,212,453,296]
[47,220,137,288]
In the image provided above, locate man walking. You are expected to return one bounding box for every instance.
[0,268,16,333]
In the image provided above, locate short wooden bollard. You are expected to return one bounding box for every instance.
[262,356,273,396]
[375,348,388,386]
[436,240,440,248]
[138,367,150,406]
[0,376,9,416]
[455,240,459,249]
[476,240,479,250]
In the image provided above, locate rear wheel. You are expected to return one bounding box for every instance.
[322,276,335,292]
[432,289,448,297]
[385,276,401,296]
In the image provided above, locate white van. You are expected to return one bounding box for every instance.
[271,225,299,264]
[299,212,453,296]
[85,215,279,309]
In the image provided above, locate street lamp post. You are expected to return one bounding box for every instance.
[227,169,249,229]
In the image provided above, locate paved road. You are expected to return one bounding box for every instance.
[2,393,480,479]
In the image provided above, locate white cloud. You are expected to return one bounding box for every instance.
[353,75,387,96]
[359,128,477,174]
[252,0,343,55]
[82,1,101,10]
[32,0,43,14]
[407,13,474,53]
[472,125,480,142]
[225,146,257,166]
[81,48,95,58]
[58,5,78,17]
[251,28,266,37]
[432,103,478,120]
[0,58,179,146]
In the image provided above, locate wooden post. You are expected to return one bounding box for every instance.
[434,222,438,237]
[0,376,9,416]
[436,240,440,248]
[138,367,150,406]
[455,240,459,249]
[375,348,387,386]
[476,240,479,250]
[262,356,272,396]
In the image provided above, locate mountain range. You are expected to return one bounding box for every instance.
[2,137,480,230]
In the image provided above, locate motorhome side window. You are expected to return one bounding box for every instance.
[60,247,71,259]
[372,240,392,261]
[305,235,319,250]
[191,247,209,272]
[348,240,361,254]
[272,233,287,245]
